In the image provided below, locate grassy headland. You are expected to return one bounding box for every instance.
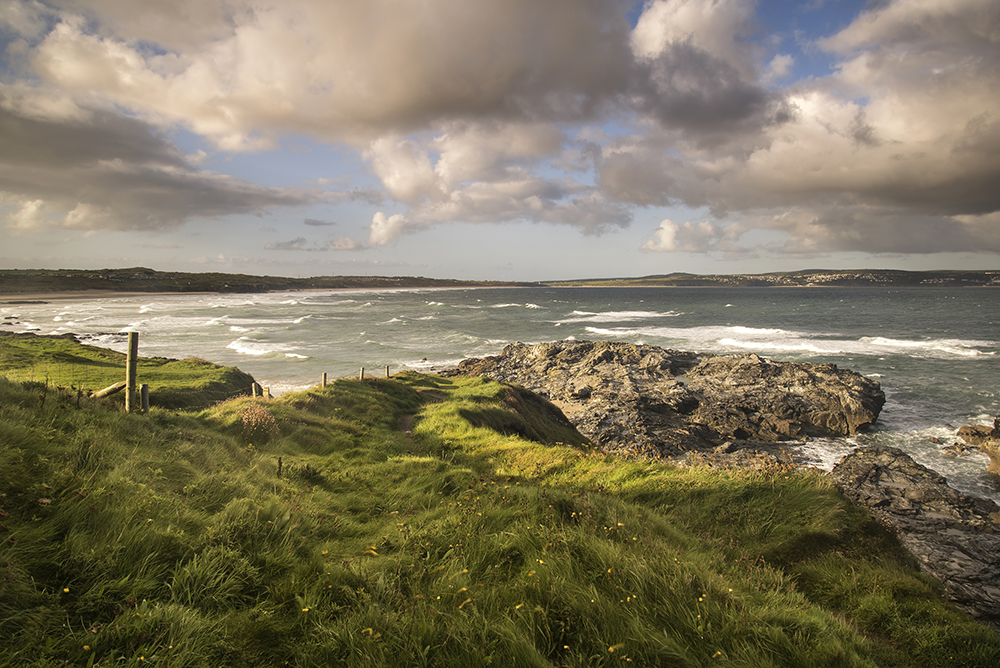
[1,335,998,667]
[0,268,526,296]
[2,267,998,298]
[0,332,256,410]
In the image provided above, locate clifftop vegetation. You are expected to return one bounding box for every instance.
[1,334,998,666]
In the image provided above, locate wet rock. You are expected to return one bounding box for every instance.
[832,445,1000,629]
[443,340,884,460]
[958,416,1000,475]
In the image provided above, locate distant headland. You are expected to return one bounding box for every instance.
[544,269,1000,288]
[0,267,529,296]
[0,267,997,296]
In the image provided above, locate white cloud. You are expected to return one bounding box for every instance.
[641,218,725,253]
[7,198,46,229]
[368,212,411,246]
[631,0,760,80]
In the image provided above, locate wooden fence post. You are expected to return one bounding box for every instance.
[359,367,365,380]
[385,365,390,378]
[252,383,262,397]
[126,332,138,413]
[140,384,149,415]
[322,372,327,387]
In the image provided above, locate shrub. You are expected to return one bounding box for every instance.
[239,402,280,445]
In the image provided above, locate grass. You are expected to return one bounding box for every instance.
[0,333,256,409]
[1,339,998,666]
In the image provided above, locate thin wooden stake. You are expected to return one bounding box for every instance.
[359,367,365,380]
[322,372,328,387]
[385,365,390,378]
[126,331,138,413]
[140,384,149,415]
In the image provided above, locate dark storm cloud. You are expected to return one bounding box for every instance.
[0,96,326,230]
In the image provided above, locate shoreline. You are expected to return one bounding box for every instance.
[0,286,496,303]
[0,290,219,303]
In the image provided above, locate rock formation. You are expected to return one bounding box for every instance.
[957,416,1000,475]
[832,446,1000,629]
[444,340,885,461]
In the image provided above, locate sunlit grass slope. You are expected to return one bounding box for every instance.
[0,333,255,409]
[1,369,998,667]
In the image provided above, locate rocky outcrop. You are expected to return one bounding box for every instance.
[958,416,1000,475]
[443,340,885,460]
[832,446,1000,629]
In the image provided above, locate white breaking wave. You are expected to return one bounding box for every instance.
[556,310,683,324]
[226,336,303,358]
[860,336,996,358]
[583,324,997,360]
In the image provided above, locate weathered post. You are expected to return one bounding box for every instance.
[322,372,327,388]
[252,383,262,397]
[140,384,149,415]
[385,365,390,378]
[126,331,139,413]
[359,367,365,380]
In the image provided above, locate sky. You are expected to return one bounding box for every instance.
[0,0,998,281]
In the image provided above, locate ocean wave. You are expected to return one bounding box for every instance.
[582,325,997,360]
[860,336,996,358]
[226,336,299,357]
[556,310,682,324]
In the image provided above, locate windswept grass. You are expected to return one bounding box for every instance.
[0,333,256,409]
[1,365,997,667]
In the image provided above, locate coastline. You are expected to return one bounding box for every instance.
[0,290,217,303]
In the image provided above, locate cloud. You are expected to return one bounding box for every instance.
[304,218,336,227]
[265,237,310,251]
[361,121,631,244]
[325,236,363,251]
[641,219,726,253]
[0,86,327,231]
[265,235,364,251]
[368,212,412,247]
[605,0,1000,254]
[2,0,999,259]
[24,0,634,149]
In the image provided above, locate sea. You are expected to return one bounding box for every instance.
[3,286,999,503]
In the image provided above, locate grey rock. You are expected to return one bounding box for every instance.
[444,340,885,461]
[832,445,1000,629]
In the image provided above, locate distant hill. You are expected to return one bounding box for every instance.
[543,269,1000,288]
[2,267,998,296]
[0,267,527,295]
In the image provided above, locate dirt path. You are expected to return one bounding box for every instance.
[397,388,447,442]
